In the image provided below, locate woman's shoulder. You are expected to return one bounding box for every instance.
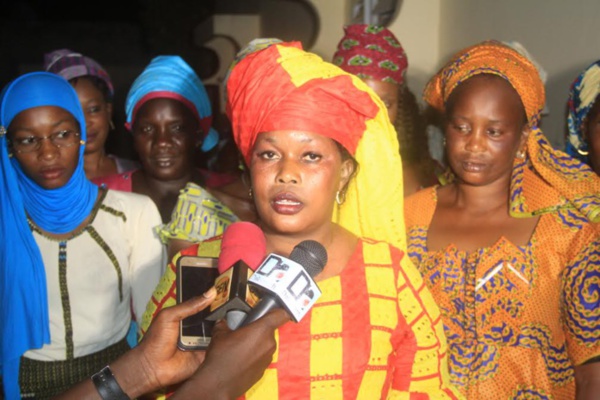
[100,188,160,221]
[404,185,438,227]
[92,169,136,192]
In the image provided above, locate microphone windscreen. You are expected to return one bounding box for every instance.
[218,222,266,273]
[289,240,327,278]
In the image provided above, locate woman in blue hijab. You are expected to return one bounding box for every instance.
[0,72,165,399]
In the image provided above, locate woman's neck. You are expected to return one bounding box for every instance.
[84,149,116,180]
[445,176,511,215]
[262,225,335,257]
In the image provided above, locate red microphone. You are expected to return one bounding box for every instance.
[206,222,266,329]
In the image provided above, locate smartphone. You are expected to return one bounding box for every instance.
[177,255,219,350]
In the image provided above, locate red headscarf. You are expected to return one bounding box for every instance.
[332,24,408,86]
[226,41,380,165]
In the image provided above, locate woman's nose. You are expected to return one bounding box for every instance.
[276,159,299,184]
[465,130,486,153]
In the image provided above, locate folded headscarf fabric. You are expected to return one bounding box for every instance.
[125,55,218,152]
[332,24,408,86]
[0,72,98,398]
[424,40,600,222]
[43,48,114,100]
[567,60,600,163]
[226,41,407,250]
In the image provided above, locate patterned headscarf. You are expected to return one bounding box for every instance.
[332,24,408,86]
[566,59,600,163]
[0,72,98,398]
[125,55,218,152]
[43,48,114,100]
[424,40,600,222]
[227,41,407,250]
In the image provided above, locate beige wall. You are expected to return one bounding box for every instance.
[387,0,441,102]
[306,0,350,59]
[438,0,600,148]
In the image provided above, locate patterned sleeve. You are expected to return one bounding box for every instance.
[562,229,600,366]
[387,248,462,399]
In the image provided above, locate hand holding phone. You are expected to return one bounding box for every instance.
[177,256,219,350]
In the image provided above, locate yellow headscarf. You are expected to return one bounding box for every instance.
[425,40,600,222]
[226,41,407,249]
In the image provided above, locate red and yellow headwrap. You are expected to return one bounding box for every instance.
[332,24,408,86]
[425,40,600,222]
[226,41,407,249]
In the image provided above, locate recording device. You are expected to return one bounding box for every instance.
[177,255,219,350]
[239,240,327,328]
[205,222,267,329]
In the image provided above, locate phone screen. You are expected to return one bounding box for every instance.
[177,256,219,350]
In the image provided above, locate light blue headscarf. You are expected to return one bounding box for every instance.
[0,72,98,399]
[125,55,219,152]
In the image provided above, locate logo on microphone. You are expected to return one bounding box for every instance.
[249,254,321,322]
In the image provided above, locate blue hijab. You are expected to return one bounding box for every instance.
[0,72,98,398]
[125,55,219,152]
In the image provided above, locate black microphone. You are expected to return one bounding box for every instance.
[238,240,327,328]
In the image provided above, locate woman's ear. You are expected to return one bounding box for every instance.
[338,158,355,193]
[106,102,113,120]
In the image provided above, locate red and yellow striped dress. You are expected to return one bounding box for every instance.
[142,237,461,399]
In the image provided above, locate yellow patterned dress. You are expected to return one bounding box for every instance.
[404,180,600,399]
[141,237,461,399]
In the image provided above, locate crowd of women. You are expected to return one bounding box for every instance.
[1,22,599,400]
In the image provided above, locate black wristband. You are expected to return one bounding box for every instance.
[91,365,130,400]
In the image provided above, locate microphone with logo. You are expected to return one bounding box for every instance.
[206,221,267,330]
[238,240,327,328]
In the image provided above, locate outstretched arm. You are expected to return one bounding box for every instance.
[53,289,216,399]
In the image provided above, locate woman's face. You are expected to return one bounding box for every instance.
[132,98,200,181]
[584,98,600,175]
[364,78,399,125]
[72,77,112,155]
[250,130,354,236]
[9,106,81,189]
[444,74,528,187]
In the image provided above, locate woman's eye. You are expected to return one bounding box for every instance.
[17,136,36,145]
[303,152,322,162]
[453,124,469,132]
[258,151,278,160]
[88,106,101,114]
[488,129,501,137]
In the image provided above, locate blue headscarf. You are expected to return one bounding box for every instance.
[125,55,219,152]
[567,59,600,164]
[0,72,98,398]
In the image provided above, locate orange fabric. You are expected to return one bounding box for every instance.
[226,41,379,164]
[405,185,600,399]
[424,40,600,222]
[423,40,544,126]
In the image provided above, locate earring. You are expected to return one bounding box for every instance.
[8,152,13,158]
[109,120,115,130]
[443,137,447,147]
[80,140,85,145]
[335,191,345,205]
[516,148,526,159]
[248,188,253,199]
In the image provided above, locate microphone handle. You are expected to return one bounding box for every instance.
[239,295,280,328]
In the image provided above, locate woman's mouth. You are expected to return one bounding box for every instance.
[271,193,304,215]
[462,161,486,172]
[40,167,65,181]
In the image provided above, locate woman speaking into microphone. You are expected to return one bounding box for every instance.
[141,41,459,399]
